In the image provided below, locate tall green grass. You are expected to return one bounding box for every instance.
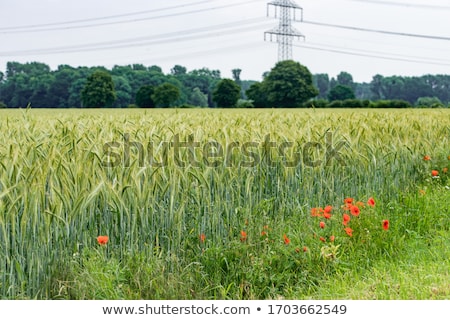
[0,108,448,299]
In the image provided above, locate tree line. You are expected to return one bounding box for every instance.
[0,61,448,108]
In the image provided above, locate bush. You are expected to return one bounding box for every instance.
[328,100,344,108]
[415,97,444,108]
[371,100,411,108]
[303,99,328,108]
[177,104,199,109]
[236,99,254,108]
[341,99,363,108]
[0,101,6,108]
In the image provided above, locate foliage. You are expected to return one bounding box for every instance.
[328,84,355,101]
[135,85,155,108]
[236,99,254,108]
[212,78,241,108]
[189,87,208,108]
[263,60,318,108]
[245,82,270,108]
[81,70,116,108]
[415,96,444,108]
[152,83,181,107]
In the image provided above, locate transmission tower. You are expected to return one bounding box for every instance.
[264,0,304,61]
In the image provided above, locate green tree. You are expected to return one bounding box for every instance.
[212,78,241,108]
[189,87,208,107]
[337,71,355,89]
[152,83,180,107]
[245,82,270,108]
[313,73,330,99]
[135,85,155,108]
[263,60,318,108]
[81,70,116,108]
[327,84,355,101]
[112,76,132,108]
[171,65,187,76]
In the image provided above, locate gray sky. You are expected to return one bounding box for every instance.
[0,0,449,82]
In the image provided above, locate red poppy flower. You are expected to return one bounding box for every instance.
[283,234,290,245]
[261,231,268,237]
[344,197,354,205]
[344,227,353,237]
[323,212,332,220]
[343,213,351,226]
[423,155,431,161]
[324,205,333,214]
[350,205,360,217]
[320,221,326,229]
[311,208,323,217]
[240,230,247,242]
[382,220,389,231]
[97,235,109,245]
[431,170,439,177]
[330,235,335,242]
[367,197,375,207]
[199,233,206,243]
[319,236,326,242]
[303,246,308,252]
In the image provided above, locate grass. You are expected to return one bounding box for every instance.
[0,108,448,299]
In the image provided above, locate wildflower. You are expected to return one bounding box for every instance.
[310,207,323,217]
[320,221,326,229]
[443,168,448,174]
[97,235,109,245]
[423,155,431,161]
[419,189,426,195]
[240,230,247,242]
[323,212,332,220]
[431,170,439,177]
[344,197,354,205]
[343,214,351,226]
[344,227,353,237]
[320,237,326,242]
[324,205,333,214]
[303,246,308,252]
[350,205,360,217]
[367,197,375,207]
[261,231,268,237]
[382,220,390,231]
[283,234,290,245]
[330,235,335,242]
[199,233,206,243]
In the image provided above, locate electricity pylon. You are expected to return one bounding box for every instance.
[264,0,304,61]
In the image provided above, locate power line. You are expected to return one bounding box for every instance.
[347,0,450,10]
[293,43,450,67]
[0,19,271,56]
[0,0,217,31]
[0,0,264,34]
[302,20,450,41]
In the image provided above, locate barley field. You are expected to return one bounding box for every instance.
[0,108,449,299]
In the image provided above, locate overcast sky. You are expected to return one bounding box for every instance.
[0,0,449,82]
